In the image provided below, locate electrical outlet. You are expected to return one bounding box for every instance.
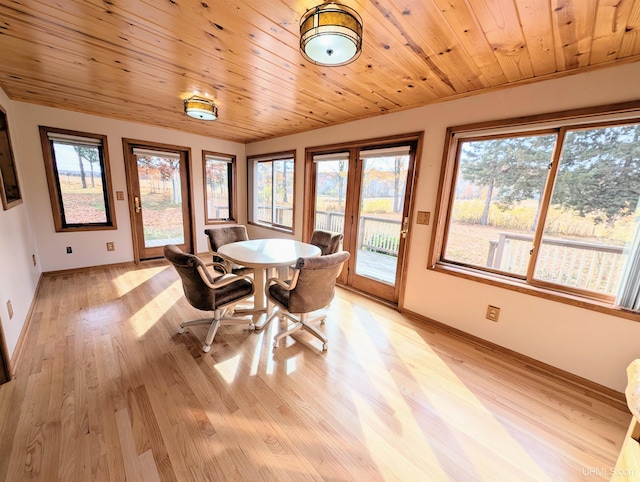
[7,300,13,320]
[486,305,500,322]
[66,246,72,254]
[416,211,431,225]
[106,242,115,251]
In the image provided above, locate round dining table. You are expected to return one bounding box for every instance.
[216,238,321,328]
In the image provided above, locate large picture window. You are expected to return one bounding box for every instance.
[39,126,116,232]
[432,107,640,316]
[247,151,295,232]
[203,151,236,224]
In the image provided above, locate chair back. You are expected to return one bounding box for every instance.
[288,251,350,313]
[309,229,343,255]
[164,244,217,311]
[205,225,249,252]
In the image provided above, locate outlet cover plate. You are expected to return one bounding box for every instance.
[486,305,500,322]
[416,211,430,225]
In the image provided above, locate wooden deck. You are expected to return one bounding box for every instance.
[355,250,397,285]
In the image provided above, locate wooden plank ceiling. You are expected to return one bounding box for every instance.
[1,0,639,144]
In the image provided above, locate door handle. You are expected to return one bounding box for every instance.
[400,216,409,239]
[134,196,141,213]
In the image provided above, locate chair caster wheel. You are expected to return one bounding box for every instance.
[322,343,328,351]
[202,344,211,353]
[248,323,255,332]
[178,326,185,334]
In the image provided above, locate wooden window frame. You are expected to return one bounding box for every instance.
[39,126,117,232]
[429,101,640,321]
[0,106,22,210]
[202,151,237,224]
[247,150,296,234]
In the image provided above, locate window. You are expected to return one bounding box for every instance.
[432,106,640,316]
[203,151,236,223]
[0,107,22,210]
[247,151,295,232]
[39,126,116,232]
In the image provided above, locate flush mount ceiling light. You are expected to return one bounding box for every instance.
[299,2,363,67]
[183,96,218,121]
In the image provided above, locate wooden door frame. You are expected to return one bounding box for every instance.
[303,132,423,308]
[0,317,11,384]
[122,139,196,263]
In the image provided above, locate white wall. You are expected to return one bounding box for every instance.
[0,88,41,359]
[246,62,640,392]
[13,104,246,271]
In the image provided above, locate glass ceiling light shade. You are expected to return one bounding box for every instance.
[300,2,363,66]
[184,96,218,121]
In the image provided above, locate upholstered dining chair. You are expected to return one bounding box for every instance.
[266,251,350,351]
[204,225,254,275]
[164,244,255,353]
[309,229,343,255]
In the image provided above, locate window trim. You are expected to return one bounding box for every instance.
[429,101,640,321]
[247,150,296,234]
[39,126,117,232]
[202,150,237,224]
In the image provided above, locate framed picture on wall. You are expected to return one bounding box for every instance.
[0,106,22,210]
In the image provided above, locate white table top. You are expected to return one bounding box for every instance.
[217,238,321,268]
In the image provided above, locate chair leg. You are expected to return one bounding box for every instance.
[272,313,329,351]
[178,308,253,353]
[301,321,328,347]
[258,306,280,332]
[203,316,222,353]
[178,317,215,333]
[273,322,303,348]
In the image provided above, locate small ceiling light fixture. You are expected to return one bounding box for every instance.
[300,2,363,67]
[184,96,218,121]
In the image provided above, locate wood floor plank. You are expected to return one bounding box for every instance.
[0,260,631,481]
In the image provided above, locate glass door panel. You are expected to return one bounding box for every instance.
[313,155,349,235]
[353,148,409,286]
[135,150,185,248]
[124,142,192,261]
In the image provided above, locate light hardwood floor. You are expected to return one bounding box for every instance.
[0,260,631,481]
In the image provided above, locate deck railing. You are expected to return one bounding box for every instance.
[257,206,293,227]
[315,211,401,256]
[487,232,626,294]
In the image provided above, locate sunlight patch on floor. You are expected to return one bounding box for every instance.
[127,289,174,339]
[373,311,552,481]
[214,354,241,384]
[114,265,168,297]
[352,392,449,479]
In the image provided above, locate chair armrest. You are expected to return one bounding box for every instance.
[204,261,228,274]
[266,270,300,291]
[197,266,254,290]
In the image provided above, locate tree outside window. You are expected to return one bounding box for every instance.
[204,152,235,223]
[436,115,640,309]
[248,152,295,231]
[39,126,116,231]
